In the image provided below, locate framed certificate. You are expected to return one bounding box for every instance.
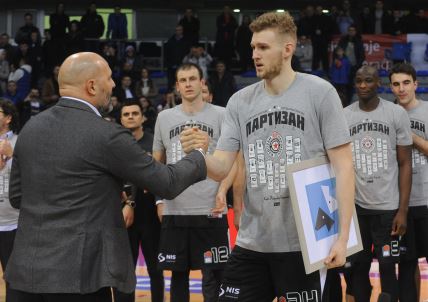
[286,157,362,274]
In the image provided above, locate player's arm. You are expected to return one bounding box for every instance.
[324,142,355,268]
[213,154,240,215]
[412,133,428,156]
[392,144,412,236]
[232,151,245,231]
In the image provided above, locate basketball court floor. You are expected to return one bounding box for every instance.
[1,259,427,302]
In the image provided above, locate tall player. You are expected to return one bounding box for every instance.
[153,63,236,302]
[390,62,428,302]
[343,65,412,302]
[181,11,355,301]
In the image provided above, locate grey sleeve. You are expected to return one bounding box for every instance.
[318,87,351,149]
[152,113,165,152]
[216,94,241,152]
[395,106,413,146]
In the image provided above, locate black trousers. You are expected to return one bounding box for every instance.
[1,230,17,302]
[6,287,111,302]
[113,222,164,302]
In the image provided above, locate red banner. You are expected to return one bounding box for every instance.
[330,34,407,70]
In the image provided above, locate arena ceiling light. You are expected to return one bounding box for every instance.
[233,9,240,12]
[276,9,285,12]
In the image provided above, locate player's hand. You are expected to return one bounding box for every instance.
[391,209,407,236]
[180,127,209,154]
[122,205,134,228]
[0,139,13,160]
[212,191,227,216]
[324,238,347,269]
[157,202,164,222]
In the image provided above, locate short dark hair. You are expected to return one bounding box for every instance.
[24,12,33,18]
[120,99,144,117]
[176,63,203,81]
[0,98,19,133]
[389,62,417,82]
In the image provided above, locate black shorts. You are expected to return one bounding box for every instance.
[157,215,230,271]
[350,207,400,264]
[400,205,428,260]
[218,246,333,302]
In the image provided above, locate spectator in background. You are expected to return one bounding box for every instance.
[235,15,253,73]
[15,12,41,45]
[65,20,84,57]
[0,34,17,64]
[80,2,105,53]
[359,6,374,34]
[390,10,405,35]
[312,5,335,74]
[114,75,135,103]
[338,24,365,103]
[107,5,128,40]
[28,30,43,88]
[183,45,213,81]
[215,6,237,67]
[8,58,31,107]
[0,50,10,95]
[371,0,393,34]
[405,9,428,34]
[294,35,313,72]
[337,8,355,35]
[42,30,60,77]
[165,25,191,90]
[3,81,24,107]
[22,88,43,125]
[330,47,351,107]
[101,43,120,79]
[0,98,19,302]
[156,90,178,112]
[139,96,157,133]
[49,2,70,47]
[202,82,213,103]
[179,9,200,46]
[49,3,69,64]
[209,61,236,108]
[121,45,144,80]
[134,67,158,99]
[41,65,60,109]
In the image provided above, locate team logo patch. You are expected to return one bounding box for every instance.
[266,131,284,157]
[361,136,375,153]
[204,251,213,264]
[382,245,390,257]
[158,253,165,262]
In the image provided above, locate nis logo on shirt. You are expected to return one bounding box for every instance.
[157,253,176,263]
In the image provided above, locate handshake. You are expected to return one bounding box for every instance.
[180,126,210,155]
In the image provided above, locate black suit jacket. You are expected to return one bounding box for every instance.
[5,98,206,294]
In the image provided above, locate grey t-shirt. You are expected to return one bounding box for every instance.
[153,103,226,215]
[216,73,350,253]
[406,100,428,207]
[344,99,412,210]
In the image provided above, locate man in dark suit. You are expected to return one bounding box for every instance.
[4,52,208,302]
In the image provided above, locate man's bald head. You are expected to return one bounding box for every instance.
[59,52,106,89]
[58,52,115,111]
